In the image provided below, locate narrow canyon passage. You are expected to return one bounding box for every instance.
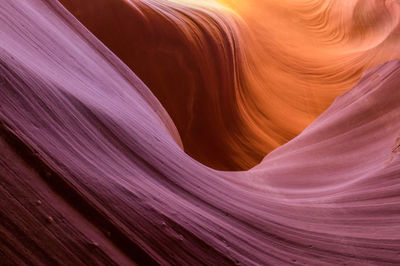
[1,0,400,265]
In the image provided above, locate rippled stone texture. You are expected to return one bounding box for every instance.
[1,0,400,265]
[59,0,400,170]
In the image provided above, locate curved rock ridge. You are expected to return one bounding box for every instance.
[1,0,400,265]
[59,0,400,170]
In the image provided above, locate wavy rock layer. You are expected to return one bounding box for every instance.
[1,0,400,265]
[59,0,400,170]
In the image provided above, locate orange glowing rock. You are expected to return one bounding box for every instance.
[59,0,400,170]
